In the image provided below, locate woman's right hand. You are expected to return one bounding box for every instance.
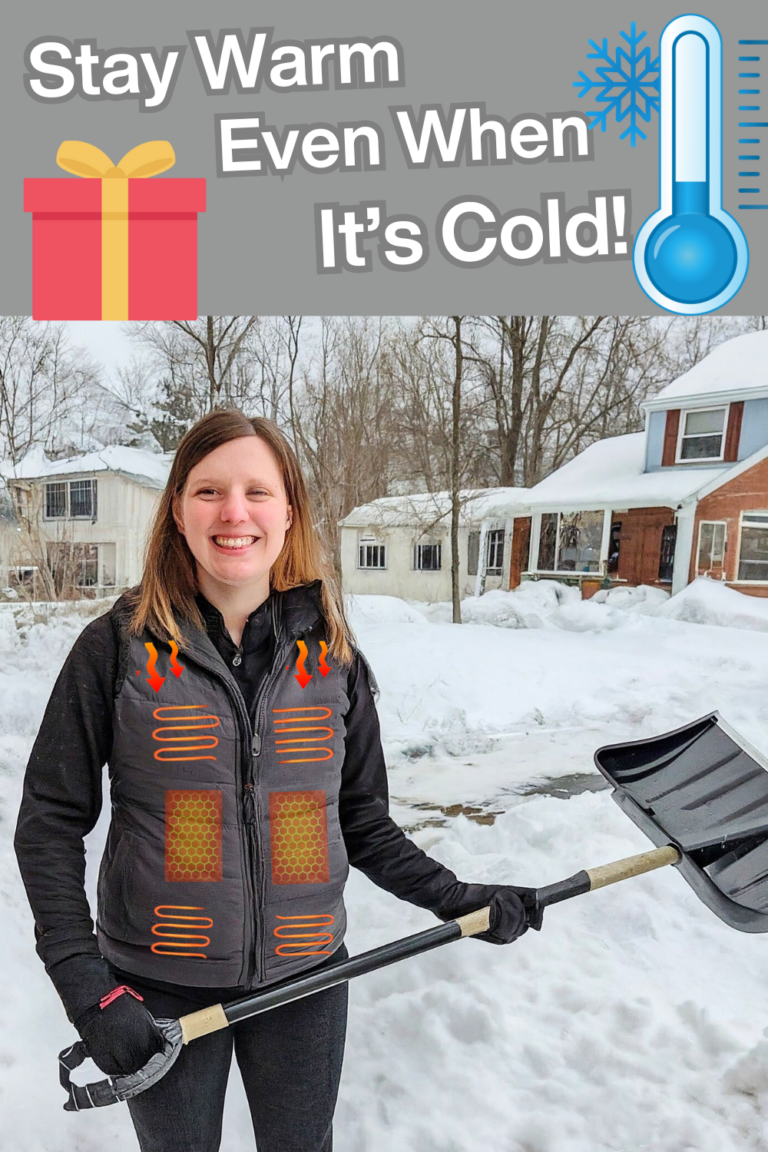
[74,985,166,1077]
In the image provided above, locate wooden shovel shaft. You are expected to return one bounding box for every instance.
[537,844,681,907]
[587,844,681,888]
[178,844,681,1044]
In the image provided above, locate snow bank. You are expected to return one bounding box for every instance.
[649,576,768,632]
[346,594,428,630]
[407,583,581,629]
[387,578,768,640]
[591,584,670,609]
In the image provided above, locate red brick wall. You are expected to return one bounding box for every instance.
[691,455,768,597]
[612,508,676,587]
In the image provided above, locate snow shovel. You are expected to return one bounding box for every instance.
[59,710,768,1111]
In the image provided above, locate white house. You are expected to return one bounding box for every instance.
[1,444,172,596]
[339,487,529,601]
[514,330,768,597]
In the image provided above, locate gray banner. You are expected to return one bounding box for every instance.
[3,0,767,314]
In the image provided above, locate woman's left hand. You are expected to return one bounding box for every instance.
[473,885,544,944]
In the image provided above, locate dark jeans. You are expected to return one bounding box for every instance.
[108,946,349,1152]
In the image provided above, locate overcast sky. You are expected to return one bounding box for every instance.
[64,321,136,370]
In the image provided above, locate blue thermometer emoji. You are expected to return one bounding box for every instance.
[634,14,748,314]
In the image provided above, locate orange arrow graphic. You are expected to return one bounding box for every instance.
[318,641,330,678]
[169,640,184,679]
[144,642,166,693]
[294,640,312,689]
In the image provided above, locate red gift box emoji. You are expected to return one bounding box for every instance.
[24,141,206,320]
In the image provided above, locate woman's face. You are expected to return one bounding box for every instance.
[174,436,292,595]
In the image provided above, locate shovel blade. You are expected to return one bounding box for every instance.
[595,713,768,932]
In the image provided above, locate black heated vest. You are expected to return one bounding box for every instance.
[97,586,352,988]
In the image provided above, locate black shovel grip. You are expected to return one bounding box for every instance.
[58,1018,184,1111]
[536,870,592,908]
[535,845,681,909]
[59,1039,117,1111]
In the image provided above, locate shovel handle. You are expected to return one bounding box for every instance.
[536,844,681,908]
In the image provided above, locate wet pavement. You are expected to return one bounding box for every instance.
[396,771,609,830]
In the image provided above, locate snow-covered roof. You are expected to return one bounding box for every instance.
[646,330,768,409]
[1,444,173,490]
[339,486,529,529]
[525,433,727,511]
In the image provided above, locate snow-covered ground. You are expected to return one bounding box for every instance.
[3,580,768,1151]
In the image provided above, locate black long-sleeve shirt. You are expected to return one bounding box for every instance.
[15,592,495,1017]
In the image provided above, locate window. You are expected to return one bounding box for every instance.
[485,529,505,574]
[536,511,603,573]
[467,531,480,576]
[677,407,727,462]
[697,522,726,575]
[358,536,386,569]
[537,513,558,571]
[100,542,117,587]
[45,482,66,519]
[738,512,768,582]
[76,544,99,587]
[44,478,98,520]
[413,542,442,570]
[46,542,101,594]
[70,478,96,518]
[658,525,677,583]
[557,512,603,572]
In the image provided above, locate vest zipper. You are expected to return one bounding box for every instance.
[171,598,318,988]
[243,782,256,823]
[213,679,258,987]
[247,597,297,984]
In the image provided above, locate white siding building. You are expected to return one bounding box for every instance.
[1,444,172,595]
[339,488,529,601]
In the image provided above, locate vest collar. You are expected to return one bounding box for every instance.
[114,581,324,671]
[180,580,323,657]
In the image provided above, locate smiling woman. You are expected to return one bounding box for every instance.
[14,405,539,1152]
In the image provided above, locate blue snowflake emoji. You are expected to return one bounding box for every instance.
[573,22,660,147]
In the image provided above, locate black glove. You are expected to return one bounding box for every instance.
[73,985,166,1077]
[473,885,544,945]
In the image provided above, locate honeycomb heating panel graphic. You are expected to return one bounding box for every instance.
[269,790,330,885]
[165,790,223,882]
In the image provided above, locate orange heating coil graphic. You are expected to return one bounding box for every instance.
[272,706,333,764]
[152,705,220,762]
[151,905,213,958]
[269,790,330,885]
[274,913,335,957]
[165,790,223,882]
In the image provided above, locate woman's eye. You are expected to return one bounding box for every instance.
[195,487,268,496]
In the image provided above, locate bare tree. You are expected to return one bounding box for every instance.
[0,318,101,466]
[468,315,745,487]
[290,317,397,569]
[416,316,478,622]
[126,317,261,418]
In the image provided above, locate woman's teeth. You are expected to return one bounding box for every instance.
[213,536,257,548]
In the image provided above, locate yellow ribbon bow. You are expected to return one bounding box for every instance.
[55,141,176,320]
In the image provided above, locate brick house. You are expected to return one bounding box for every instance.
[511,330,768,597]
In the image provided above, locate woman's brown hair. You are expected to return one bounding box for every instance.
[127,409,355,664]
